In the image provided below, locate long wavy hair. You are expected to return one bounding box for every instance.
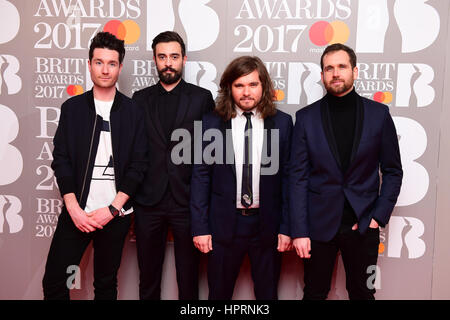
[215,56,276,121]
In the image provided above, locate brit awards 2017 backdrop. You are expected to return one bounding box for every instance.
[1,0,450,300]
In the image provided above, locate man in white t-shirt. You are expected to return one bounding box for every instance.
[42,32,148,300]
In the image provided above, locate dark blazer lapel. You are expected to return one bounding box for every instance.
[85,89,98,156]
[320,98,342,169]
[349,95,365,165]
[260,115,275,189]
[110,91,122,159]
[262,115,275,166]
[222,118,236,177]
[173,81,190,130]
[147,90,167,144]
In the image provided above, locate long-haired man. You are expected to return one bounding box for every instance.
[191,56,292,299]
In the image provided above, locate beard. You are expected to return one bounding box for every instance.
[324,77,354,96]
[157,67,183,85]
[235,97,259,111]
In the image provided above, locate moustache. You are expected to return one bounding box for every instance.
[162,67,177,73]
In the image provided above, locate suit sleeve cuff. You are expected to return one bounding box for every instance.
[373,217,385,228]
[192,226,210,237]
[57,176,76,197]
[118,177,140,197]
[279,225,290,237]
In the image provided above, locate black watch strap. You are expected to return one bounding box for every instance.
[108,204,119,217]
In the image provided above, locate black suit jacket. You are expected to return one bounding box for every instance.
[52,89,148,210]
[190,110,293,246]
[132,80,215,207]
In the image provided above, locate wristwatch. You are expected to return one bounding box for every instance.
[108,204,125,217]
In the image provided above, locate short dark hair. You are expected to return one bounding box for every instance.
[89,32,125,64]
[216,56,276,121]
[320,43,357,70]
[152,31,186,57]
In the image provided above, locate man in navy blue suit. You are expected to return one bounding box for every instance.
[190,56,292,300]
[290,44,403,300]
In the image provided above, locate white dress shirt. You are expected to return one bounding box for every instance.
[231,106,264,209]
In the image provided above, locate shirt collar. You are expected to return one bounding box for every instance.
[157,79,183,96]
[235,105,260,118]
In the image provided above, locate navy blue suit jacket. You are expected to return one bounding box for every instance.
[289,94,403,242]
[190,110,293,246]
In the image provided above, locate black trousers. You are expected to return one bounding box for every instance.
[207,212,281,300]
[134,192,199,300]
[42,209,131,300]
[303,227,380,300]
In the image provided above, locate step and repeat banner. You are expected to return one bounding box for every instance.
[0,0,449,299]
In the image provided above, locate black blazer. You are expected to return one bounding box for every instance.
[190,110,293,246]
[52,89,148,210]
[132,80,215,207]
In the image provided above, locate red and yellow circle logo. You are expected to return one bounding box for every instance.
[378,243,385,255]
[373,91,393,104]
[67,85,84,96]
[103,20,140,45]
[274,89,285,102]
[309,20,350,46]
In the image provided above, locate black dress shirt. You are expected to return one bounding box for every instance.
[156,81,182,140]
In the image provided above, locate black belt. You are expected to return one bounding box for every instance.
[237,208,259,216]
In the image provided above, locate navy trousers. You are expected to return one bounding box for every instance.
[207,212,281,300]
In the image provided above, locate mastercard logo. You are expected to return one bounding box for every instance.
[103,20,140,45]
[309,20,350,46]
[274,89,285,102]
[378,242,385,255]
[373,91,393,104]
[67,85,84,96]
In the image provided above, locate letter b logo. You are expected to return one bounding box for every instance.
[146,0,219,52]
[387,216,425,259]
[0,195,23,234]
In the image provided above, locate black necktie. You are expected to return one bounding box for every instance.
[241,111,253,208]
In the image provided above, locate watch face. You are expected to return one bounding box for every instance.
[119,207,127,217]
